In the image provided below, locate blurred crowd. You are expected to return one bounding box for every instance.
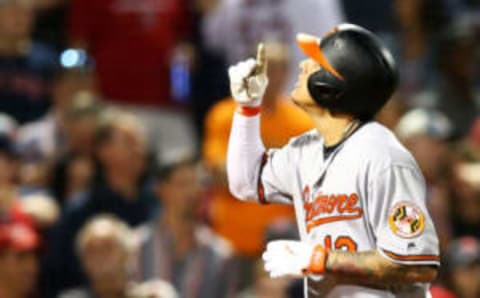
[0,0,479,297]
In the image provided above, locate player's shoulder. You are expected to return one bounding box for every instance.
[352,122,418,170]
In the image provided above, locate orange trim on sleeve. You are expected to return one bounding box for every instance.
[382,249,440,263]
[237,106,261,117]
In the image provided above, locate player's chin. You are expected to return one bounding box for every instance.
[290,90,309,107]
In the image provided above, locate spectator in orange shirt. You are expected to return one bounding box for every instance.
[203,41,314,260]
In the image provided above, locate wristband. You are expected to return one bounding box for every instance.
[305,245,328,274]
[237,106,261,117]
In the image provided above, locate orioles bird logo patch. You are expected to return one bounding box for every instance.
[388,201,425,238]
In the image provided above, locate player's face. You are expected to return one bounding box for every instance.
[290,59,320,106]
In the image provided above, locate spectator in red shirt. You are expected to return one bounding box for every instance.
[69,0,190,106]
[69,0,197,157]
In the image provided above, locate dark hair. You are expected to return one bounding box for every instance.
[154,157,198,182]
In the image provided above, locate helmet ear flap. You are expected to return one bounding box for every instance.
[307,70,344,106]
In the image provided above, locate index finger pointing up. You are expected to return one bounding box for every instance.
[256,42,267,73]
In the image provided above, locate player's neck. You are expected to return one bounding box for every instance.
[310,112,356,147]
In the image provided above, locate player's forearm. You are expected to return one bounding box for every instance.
[226,111,265,201]
[324,250,438,285]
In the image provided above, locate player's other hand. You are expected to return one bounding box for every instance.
[228,43,268,107]
[262,240,328,278]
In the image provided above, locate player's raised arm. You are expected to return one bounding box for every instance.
[226,44,269,201]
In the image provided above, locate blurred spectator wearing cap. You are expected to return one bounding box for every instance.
[448,154,480,238]
[396,108,453,183]
[395,108,455,249]
[444,237,480,298]
[203,42,312,264]
[58,214,144,298]
[0,0,57,124]
[0,216,40,298]
[134,157,237,298]
[18,49,96,161]
[50,110,156,294]
[68,0,197,157]
[414,17,480,139]
[457,117,480,162]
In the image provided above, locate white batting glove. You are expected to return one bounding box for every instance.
[228,44,268,107]
[262,240,328,278]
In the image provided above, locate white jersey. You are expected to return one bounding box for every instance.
[228,117,440,298]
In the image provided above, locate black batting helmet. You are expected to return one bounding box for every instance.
[297,24,398,120]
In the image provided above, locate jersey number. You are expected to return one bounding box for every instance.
[324,235,358,252]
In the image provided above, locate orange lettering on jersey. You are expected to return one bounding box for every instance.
[304,193,363,232]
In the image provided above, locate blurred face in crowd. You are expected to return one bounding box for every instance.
[0,0,34,41]
[79,222,129,296]
[65,114,98,156]
[452,162,480,224]
[18,160,50,189]
[403,135,450,181]
[0,151,17,186]
[65,155,94,197]
[53,73,96,114]
[451,263,480,298]
[0,249,38,298]
[157,163,201,220]
[290,59,321,108]
[99,118,147,177]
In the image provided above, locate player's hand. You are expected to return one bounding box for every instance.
[262,240,328,278]
[228,43,268,107]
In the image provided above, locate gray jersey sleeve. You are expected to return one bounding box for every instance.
[368,165,440,266]
[258,144,296,205]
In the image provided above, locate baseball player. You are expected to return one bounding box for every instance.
[226,24,440,297]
